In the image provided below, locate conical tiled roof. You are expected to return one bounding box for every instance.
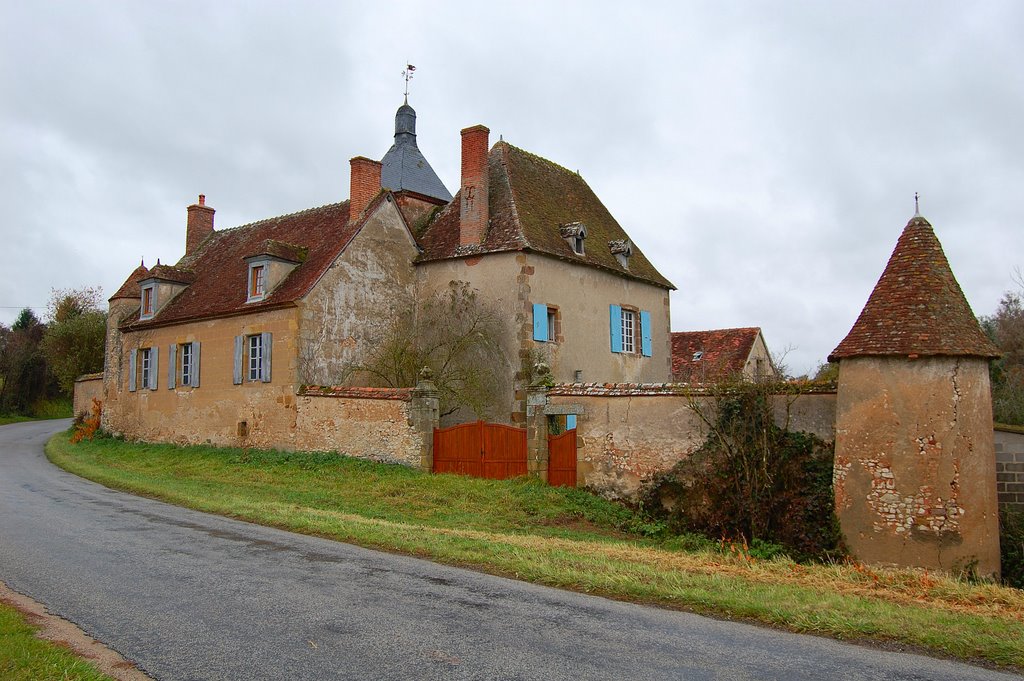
[829,215,999,361]
[109,262,149,301]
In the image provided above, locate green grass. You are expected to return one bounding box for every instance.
[0,415,34,426]
[0,398,73,426]
[0,601,112,681]
[48,434,1024,669]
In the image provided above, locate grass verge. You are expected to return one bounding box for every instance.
[47,435,1024,669]
[0,601,112,681]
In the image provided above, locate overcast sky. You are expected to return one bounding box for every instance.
[2,1,1021,376]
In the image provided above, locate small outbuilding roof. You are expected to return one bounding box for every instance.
[671,327,763,382]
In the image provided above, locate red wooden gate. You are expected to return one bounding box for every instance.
[548,429,577,487]
[433,421,527,480]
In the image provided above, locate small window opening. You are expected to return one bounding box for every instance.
[692,350,703,361]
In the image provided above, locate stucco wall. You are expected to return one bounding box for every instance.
[298,198,419,385]
[418,251,673,424]
[547,385,837,499]
[103,307,301,448]
[72,374,104,417]
[996,427,1024,509]
[834,356,1000,577]
[295,390,419,465]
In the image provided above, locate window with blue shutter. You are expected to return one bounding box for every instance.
[167,344,177,389]
[260,332,272,383]
[190,341,201,388]
[609,305,623,352]
[148,347,159,390]
[128,350,137,392]
[533,303,548,342]
[640,310,652,357]
[233,336,244,385]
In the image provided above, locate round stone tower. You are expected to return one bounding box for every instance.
[829,211,1001,577]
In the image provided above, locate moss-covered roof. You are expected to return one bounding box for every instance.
[416,142,674,289]
[829,215,999,360]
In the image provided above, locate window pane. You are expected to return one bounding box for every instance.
[248,335,262,381]
[622,311,635,353]
[181,344,192,384]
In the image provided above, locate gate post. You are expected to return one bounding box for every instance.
[411,367,440,472]
[526,363,552,482]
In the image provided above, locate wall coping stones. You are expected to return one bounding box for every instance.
[75,372,104,383]
[548,382,838,397]
[299,385,412,401]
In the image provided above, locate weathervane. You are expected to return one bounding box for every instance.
[401,63,416,101]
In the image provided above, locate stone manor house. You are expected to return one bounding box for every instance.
[100,101,675,443]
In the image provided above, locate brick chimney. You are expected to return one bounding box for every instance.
[459,125,490,246]
[349,156,382,223]
[186,194,215,256]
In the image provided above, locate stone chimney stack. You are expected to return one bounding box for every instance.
[459,125,490,246]
[349,156,382,223]
[186,194,215,256]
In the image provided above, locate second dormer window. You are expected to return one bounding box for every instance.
[248,263,266,302]
[141,284,155,319]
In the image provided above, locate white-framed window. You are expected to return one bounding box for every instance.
[621,309,635,353]
[141,348,152,386]
[532,303,560,343]
[141,284,155,319]
[609,305,652,357]
[248,334,262,381]
[234,332,272,384]
[129,346,158,391]
[180,343,193,385]
[247,262,267,302]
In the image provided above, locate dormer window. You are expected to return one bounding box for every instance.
[248,263,267,302]
[559,222,587,256]
[140,284,156,320]
[609,239,633,269]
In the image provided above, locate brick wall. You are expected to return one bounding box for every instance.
[996,426,1024,509]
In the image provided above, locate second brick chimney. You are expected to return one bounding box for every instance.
[459,125,490,247]
[186,194,215,256]
[349,156,382,223]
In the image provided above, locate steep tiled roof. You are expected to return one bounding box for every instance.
[830,215,999,360]
[122,200,359,328]
[416,142,674,289]
[109,263,150,301]
[144,264,196,285]
[671,327,761,382]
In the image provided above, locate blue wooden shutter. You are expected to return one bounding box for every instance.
[566,414,577,430]
[609,305,622,353]
[191,341,201,388]
[233,336,244,385]
[128,350,137,392]
[533,303,548,342]
[640,310,652,357]
[149,347,159,390]
[167,344,176,389]
[261,332,272,383]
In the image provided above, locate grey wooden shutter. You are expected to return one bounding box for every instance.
[167,344,177,389]
[261,332,272,383]
[191,341,201,388]
[149,348,159,390]
[233,336,244,384]
[128,350,137,392]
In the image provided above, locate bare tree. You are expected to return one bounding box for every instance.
[345,281,511,420]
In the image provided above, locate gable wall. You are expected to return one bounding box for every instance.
[742,333,775,380]
[297,199,419,385]
[102,307,301,448]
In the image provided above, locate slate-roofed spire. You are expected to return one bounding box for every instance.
[829,212,1000,361]
[380,101,453,202]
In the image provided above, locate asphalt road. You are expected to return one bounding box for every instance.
[0,420,1019,681]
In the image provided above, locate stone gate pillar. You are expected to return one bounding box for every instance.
[410,367,440,473]
[526,363,552,482]
[830,211,1001,577]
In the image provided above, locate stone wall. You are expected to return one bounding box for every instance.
[295,387,420,466]
[996,426,1024,509]
[546,383,837,499]
[72,373,104,416]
